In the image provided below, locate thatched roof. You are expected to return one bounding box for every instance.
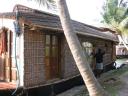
[0,5,118,42]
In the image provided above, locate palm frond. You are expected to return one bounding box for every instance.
[31,0,56,9]
[119,0,124,7]
[120,17,128,29]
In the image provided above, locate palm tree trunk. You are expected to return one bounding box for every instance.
[56,0,109,96]
[118,35,128,50]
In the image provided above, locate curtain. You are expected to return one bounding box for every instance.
[0,31,7,55]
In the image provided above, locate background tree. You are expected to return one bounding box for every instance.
[102,0,128,49]
[30,0,109,96]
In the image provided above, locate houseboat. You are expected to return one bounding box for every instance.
[0,4,118,95]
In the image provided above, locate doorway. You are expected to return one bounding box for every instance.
[0,28,16,82]
[45,34,61,80]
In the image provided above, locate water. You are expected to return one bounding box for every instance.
[115,58,128,68]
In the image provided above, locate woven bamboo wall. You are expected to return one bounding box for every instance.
[79,35,114,66]
[24,29,45,87]
[61,34,115,78]
[23,28,116,87]
[61,37,79,78]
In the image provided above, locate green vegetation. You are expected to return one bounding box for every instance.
[102,0,128,32]
[102,0,128,49]
[74,65,128,96]
[100,66,128,96]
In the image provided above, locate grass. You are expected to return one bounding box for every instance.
[74,65,128,96]
[100,66,128,96]
[101,78,121,96]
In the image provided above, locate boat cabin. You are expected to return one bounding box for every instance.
[0,5,118,88]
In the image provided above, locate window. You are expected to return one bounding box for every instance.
[82,42,93,67]
[45,34,60,80]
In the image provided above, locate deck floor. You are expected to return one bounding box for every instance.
[0,82,16,90]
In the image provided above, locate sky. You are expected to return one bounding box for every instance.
[0,0,105,27]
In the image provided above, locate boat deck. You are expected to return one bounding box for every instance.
[0,81,16,90]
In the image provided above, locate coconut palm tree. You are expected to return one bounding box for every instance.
[30,0,109,95]
[102,0,128,49]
